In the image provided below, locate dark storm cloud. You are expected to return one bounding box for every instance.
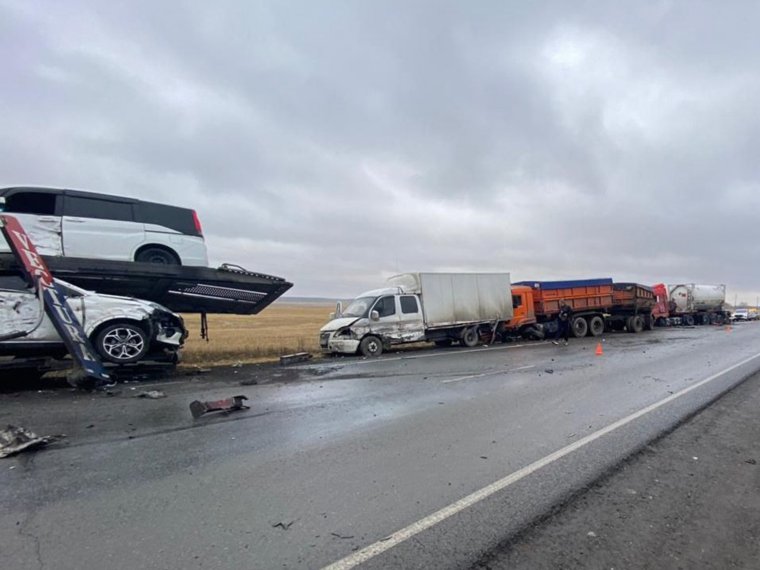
[1,0,760,300]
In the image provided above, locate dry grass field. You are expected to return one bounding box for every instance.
[181,303,335,366]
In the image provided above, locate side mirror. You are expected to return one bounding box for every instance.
[335,301,343,318]
[370,310,379,321]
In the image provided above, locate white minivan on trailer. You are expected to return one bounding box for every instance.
[0,187,208,266]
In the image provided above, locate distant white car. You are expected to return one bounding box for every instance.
[0,275,186,364]
[731,308,750,322]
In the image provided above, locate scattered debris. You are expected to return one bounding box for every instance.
[587,531,597,538]
[190,395,250,418]
[544,369,554,374]
[134,390,167,399]
[231,361,243,368]
[0,425,64,458]
[331,532,355,539]
[480,456,488,460]
[240,378,258,386]
[272,520,295,530]
[745,458,757,465]
[280,352,313,366]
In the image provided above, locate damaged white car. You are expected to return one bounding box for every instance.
[0,275,186,364]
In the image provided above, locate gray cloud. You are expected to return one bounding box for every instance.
[1,0,760,302]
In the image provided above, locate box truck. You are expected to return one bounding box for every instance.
[320,272,513,357]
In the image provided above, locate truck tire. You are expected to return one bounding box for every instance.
[683,315,695,327]
[434,339,453,348]
[461,327,480,348]
[359,335,383,357]
[645,314,655,331]
[587,316,605,337]
[627,315,645,333]
[571,317,588,338]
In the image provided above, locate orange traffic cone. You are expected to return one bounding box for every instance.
[595,342,604,356]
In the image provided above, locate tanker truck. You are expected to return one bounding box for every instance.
[652,283,728,326]
[319,272,513,357]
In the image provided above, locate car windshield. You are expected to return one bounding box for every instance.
[341,296,376,318]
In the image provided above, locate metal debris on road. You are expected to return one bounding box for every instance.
[272,520,295,530]
[134,390,167,399]
[189,395,249,418]
[280,352,313,366]
[0,425,64,458]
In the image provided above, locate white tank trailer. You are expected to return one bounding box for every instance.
[661,283,728,325]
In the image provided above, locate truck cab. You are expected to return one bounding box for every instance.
[505,286,538,333]
[319,288,426,357]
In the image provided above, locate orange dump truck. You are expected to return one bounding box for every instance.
[503,278,655,340]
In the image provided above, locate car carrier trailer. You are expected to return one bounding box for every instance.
[0,255,292,315]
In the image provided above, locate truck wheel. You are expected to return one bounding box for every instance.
[434,339,453,348]
[461,327,480,348]
[571,317,588,338]
[94,322,150,364]
[587,316,605,337]
[645,314,655,331]
[359,335,383,357]
[627,315,644,333]
[683,315,695,327]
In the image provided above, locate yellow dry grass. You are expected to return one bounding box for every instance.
[180,303,334,366]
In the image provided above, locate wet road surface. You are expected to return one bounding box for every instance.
[2,323,760,569]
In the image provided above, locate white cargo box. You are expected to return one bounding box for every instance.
[387,272,512,328]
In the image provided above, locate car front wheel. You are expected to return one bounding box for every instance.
[94,322,150,364]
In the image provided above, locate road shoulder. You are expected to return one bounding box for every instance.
[474,371,760,569]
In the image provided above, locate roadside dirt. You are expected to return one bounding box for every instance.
[474,371,760,569]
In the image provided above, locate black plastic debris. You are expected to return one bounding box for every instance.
[0,425,64,458]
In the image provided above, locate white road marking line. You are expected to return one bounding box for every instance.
[441,365,536,384]
[321,350,760,570]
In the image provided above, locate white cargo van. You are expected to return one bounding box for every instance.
[0,187,208,266]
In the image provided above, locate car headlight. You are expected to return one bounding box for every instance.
[336,327,356,339]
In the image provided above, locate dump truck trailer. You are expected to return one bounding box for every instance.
[320,272,513,357]
[504,278,655,339]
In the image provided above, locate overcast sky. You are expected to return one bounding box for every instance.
[2,1,759,302]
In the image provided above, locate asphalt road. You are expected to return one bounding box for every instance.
[473,361,760,570]
[2,323,760,570]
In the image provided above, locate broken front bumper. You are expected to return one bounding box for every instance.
[325,337,360,355]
